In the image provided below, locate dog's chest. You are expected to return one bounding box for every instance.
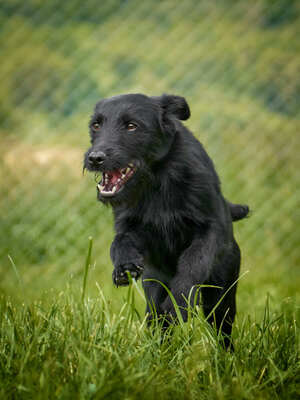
[115,195,195,266]
[141,204,194,260]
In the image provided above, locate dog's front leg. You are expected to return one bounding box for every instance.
[160,227,239,347]
[162,226,230,319]
[160,226,224,320]
[110,233,144,286]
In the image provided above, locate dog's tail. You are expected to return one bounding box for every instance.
[228,201,250,222]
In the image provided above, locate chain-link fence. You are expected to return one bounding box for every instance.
[0,0,299,298]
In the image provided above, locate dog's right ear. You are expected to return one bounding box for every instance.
[158,94,191,121]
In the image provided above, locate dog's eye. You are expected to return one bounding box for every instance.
[126,122,137,132]
[92,122,101,131]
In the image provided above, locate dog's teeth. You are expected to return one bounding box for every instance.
[111,186,117,193]
[98,184,104,191]
[126,167,131,175]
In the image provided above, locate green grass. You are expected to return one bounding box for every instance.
[0,242,299,400]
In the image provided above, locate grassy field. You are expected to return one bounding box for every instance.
[1,239,299,400]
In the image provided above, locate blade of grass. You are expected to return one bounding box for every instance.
[8,254,23,288]
[81,237,93,304]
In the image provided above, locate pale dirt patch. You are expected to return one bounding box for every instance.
[3,143,84,179]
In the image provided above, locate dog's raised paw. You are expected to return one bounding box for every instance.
[112,263,144,287]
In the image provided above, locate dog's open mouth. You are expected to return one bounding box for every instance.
[97,163,136,197]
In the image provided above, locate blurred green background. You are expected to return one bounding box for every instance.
[0,0,299,315]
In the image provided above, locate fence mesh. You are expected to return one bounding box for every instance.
[0,0,299,298]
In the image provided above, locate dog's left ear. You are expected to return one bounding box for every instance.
[159,94,190,121]
[149,94,190,162]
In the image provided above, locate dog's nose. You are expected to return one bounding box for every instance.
[88,151,106,165]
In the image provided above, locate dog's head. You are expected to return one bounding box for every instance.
[83,93,190,205]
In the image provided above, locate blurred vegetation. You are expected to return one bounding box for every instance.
[0,0,299,314]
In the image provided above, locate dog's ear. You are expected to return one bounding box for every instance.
[148,94,190,162]
[159,94,190,121]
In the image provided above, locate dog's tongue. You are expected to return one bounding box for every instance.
[108,171,120,183]
[106,170,121,189]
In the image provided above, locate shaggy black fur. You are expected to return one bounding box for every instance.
[84,93,249,347]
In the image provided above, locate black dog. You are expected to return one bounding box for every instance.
[84,93,249,347]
